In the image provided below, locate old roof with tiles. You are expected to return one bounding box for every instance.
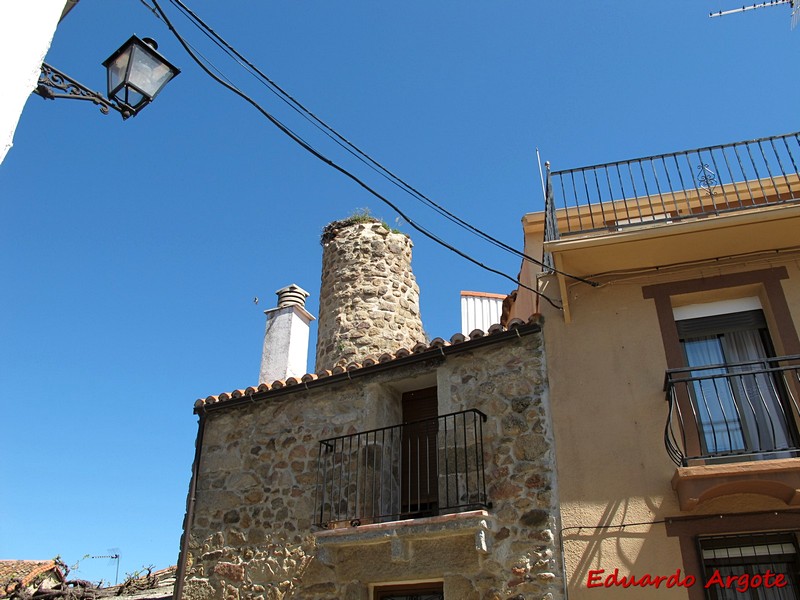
[195,316,541,413]
[100,566,176,600]
[0,560,63,595]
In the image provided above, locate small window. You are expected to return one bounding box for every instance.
[698,532,800,599]
[374,582,444,600]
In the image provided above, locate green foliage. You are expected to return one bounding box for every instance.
[345,207,375,224]
[320,208,406,244]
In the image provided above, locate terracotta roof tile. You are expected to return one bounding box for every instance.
[412,342,429,353]
[195,317,542,410]
[0,560,63,595]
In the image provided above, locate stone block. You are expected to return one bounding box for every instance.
[181,578,215,600]
[443,575,478,600]
[214,562,244,582]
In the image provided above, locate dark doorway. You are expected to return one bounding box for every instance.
[401,387,439,517]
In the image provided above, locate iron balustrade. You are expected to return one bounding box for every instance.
[313,409,490,528]
[664,355,800,466]
[544,131,800,243]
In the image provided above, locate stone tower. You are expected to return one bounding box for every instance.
[315,217,426,372]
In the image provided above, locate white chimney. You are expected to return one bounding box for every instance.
[259,284,315,384]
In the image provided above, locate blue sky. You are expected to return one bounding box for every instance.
[1,0,797,585]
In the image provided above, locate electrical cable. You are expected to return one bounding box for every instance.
[149,0,563,310]
[160,0,598,288]
[138,0,243,94]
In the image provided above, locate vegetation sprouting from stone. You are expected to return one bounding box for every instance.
[320,208,403,244]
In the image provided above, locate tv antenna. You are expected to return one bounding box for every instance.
[710,0,800,28]
[89,550,120,585]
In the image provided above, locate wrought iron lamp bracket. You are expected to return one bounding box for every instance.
[35,62,130,119]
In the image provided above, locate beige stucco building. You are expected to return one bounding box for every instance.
[510,131,800,598]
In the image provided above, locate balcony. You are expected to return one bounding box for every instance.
[664,355,800,467]
[665,356,800,510]
[535,133,800,319]
[545,131,800,242]
[313,409,490,529]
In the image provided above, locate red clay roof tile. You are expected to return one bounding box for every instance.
[195,317,542,410]
[0,560,63,595]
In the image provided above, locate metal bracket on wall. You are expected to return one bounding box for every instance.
[35,62,126,118]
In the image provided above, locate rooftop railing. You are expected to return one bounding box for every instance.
[313,409,490,528]
[664,355,800,466]
[544,131,800,242]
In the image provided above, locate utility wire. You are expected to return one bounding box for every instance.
[160,0,598,288]
[139,0,322,163]
[149,0,563,310]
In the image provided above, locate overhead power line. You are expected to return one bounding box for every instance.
[161,0,598,289]
[147,0,572,309]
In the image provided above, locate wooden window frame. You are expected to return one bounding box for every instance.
[642,267,800,371]
[645,268,800,508]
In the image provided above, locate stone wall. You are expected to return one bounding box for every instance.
[181,327,562,600]
[315,219,426,372]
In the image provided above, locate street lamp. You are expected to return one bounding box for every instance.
[36,35,180,120]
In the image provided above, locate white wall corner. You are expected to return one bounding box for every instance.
[0,0,68,165]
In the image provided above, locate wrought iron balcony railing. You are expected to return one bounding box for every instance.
[313,409,490,528]
[544,131,800,243]
[664,356,800,466]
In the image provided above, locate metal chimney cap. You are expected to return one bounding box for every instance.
[275,284,310,308]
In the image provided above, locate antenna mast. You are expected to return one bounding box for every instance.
[90,553,121,585]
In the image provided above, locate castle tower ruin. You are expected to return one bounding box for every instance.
[315,217,426,372]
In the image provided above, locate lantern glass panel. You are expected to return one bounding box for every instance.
[128,44,176,98]
[106,47,132,98]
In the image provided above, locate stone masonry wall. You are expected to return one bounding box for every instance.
[182,329,562,600]
[315,219,426,372]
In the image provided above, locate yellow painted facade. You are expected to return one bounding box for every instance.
[512,140,800,599]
